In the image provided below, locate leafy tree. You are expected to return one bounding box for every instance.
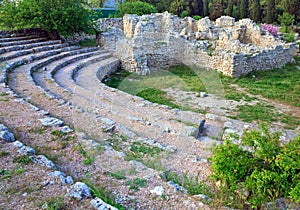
[203,0,209,17]
[0,0,18,30]
[169,0,189,16]
[115,1,157,17]
[278,12,295,33]
[191,0,203,16]
[0,0,95,38]
[283,0,299,19]
[265,0,276,23]
[249,0,261,23]
[209,0,224,20]
[226,0,234,17]
[239,0,249,18]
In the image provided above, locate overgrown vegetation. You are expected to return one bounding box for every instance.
[163,171,209,195]
[0,0,95,37]
[114,1,157,17]
[83,174,125,210]
[126,178,147,191]
[210,125,300,208]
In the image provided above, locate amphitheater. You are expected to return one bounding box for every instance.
[0,13,299,209]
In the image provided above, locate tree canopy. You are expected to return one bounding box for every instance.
[114,1,157,17]
[0,0,95,37]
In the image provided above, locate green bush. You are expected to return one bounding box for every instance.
[180,10,189,18]
[283,32,295,42]
[115,1,157,17]
[211,125,300,208]
[0,0,95,37]
[193,15,202,20]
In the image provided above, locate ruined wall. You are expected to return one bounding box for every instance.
[96,12,298,77]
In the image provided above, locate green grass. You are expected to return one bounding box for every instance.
[225,58,300,107]
[105,170,127,180]
[230,103,300,129]
[0,151,10,157]
[136,88,180,108]
[13,155,31,165]
[78,39,97,47]
[29,127,45,135]
[163,171,210,196]
[125,178,147,191]
[83,177,125,210]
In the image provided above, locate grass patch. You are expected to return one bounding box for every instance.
[0,151,9,157]
[83,175,125,210]
[42,196,65,210]
[29,127,45,135]
[126,178,147,191]
[224,58,300,107]
[105,170,127,180]
[136,88,180,108]
[13,155,31,165]
[78,39,97,47]
[0,169,11,180]
[231,103,300,129]
[51,130,66,138]
[163,171,210,196]
[125,142,163,162]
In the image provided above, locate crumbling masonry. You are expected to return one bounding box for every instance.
[96,12,298,77]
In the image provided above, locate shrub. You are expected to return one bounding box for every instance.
[211,125,300,208]
[0,0,95,37]
[180,10,189,18]
[278,12,295,33]
[115,1,157,17]
[262,23,279,36]
[283,32,295,43]
[193,15,202,20]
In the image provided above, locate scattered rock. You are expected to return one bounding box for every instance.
[150,186,164,196]
[66,182,91,200]
[65,176,74,185]
[168,181,187,193]
[17,146,35,155]
[48,171,66,177]
[0,124,15,142]
[90,197,118,210]
[39,117,64,127]
[13,141,24,148]
[60,126,73,133]
[30,155,57,169]
[200,92,208,98]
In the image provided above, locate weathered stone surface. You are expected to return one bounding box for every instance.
[39,117,64,127]
[17,145,35,155]
[90,197,118,210]
[30,155,57,169]
[98,12,297,77]
[150,186,164,196]
[60,126,73,133]
[66,182,91,200]
[0,124,15,142]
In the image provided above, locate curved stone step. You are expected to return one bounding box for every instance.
[0,40,62,53]
[0,43,69,62]
[31,51,111,99]
[0,37,48,47]
[0,35,40,43]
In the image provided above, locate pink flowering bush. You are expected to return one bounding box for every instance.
[262,23,279,36]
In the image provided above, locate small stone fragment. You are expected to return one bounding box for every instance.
[18,146,35,155]
[30,155,57,169]
[0,124,15,142]
[39,117,64,127]
[13,141,24,148]
[66,182,91,200]
[150,186,164,196]
[60,126,73,133]
[90,197,118,210]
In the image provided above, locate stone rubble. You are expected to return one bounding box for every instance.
[0,124,15,142]
[97,12,298,77]
[39,117,64,127]
[66,182,92,200]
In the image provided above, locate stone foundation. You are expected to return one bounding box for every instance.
[95,12,298,77]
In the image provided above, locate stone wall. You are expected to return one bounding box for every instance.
[96,12,298,77]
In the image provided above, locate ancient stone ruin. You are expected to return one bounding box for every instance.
[96,12,298,77]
